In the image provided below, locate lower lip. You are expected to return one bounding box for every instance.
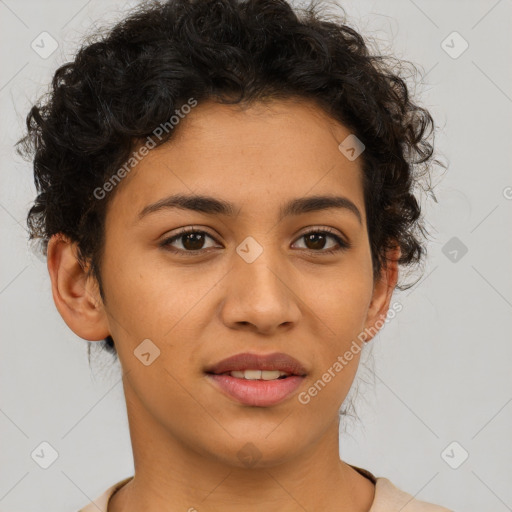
[206,374,305,407]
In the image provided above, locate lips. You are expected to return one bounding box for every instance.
[204,352,308,406]
[204,352,308,376]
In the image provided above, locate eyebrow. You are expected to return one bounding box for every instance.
[137,193,362,225]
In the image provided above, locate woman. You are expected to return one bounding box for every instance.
[18,0,450,509]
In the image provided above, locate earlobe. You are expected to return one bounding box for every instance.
[47,234,111,341]
[363,244,401,343]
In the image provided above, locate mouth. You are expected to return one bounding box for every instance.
[204,352,307,407]
[209,369,294,380]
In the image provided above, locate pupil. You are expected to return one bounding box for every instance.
[306,233,325,250]
[184,233,204,250]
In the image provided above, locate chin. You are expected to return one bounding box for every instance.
[200,431,307,469]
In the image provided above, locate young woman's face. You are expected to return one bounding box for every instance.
[97,98,391,466]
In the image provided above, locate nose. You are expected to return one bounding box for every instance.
[219,246,302,335]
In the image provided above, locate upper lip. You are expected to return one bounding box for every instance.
[205,352,308,376]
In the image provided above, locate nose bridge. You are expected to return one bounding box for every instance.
[221,234,301,331]
[235,234,289,301]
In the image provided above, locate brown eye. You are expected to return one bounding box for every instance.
[303,232,330,250]
[292,229,350,254]
[180,232,206,250]
[160,228,220,254]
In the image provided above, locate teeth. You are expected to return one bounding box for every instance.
[229,370,290,380]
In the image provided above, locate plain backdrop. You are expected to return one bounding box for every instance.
[1,0,511,511]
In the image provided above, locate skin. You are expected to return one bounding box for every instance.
[47,98,400,512]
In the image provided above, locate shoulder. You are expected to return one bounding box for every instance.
[371,476,453,512]
[349,464,452,512]
[77,476,133,512]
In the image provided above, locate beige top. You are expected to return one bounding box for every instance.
[78,466,452,511]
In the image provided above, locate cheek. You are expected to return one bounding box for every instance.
[101,245,204,341]
[306,268,372,387]
[313,268,373,337]
[101,254,223,403]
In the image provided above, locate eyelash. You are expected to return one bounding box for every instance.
[159,226,351,256]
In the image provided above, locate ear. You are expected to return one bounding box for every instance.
[362,243,401,343]
[47,233,111,341]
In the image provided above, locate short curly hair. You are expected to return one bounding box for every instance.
[17,0,444,360]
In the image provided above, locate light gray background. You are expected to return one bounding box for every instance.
[1,0,511,511]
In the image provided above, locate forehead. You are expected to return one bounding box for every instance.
[105,98,366,226]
